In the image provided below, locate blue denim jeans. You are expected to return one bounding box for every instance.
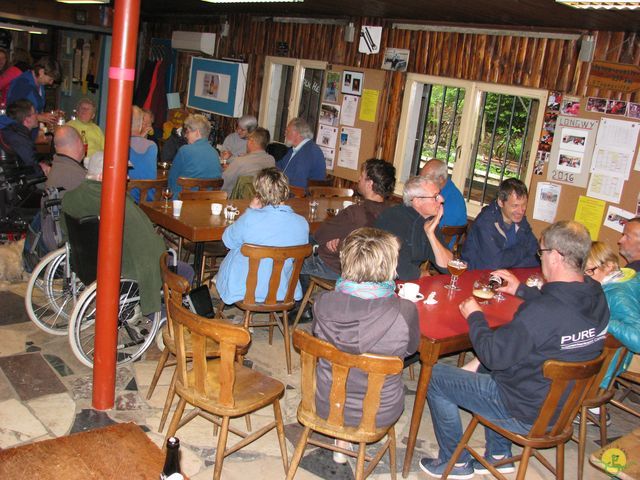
[427,363,532,463]
[300,253,340,281]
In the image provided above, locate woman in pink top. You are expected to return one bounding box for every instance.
[0,48,30,108]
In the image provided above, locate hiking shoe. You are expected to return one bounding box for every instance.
[573,411,611,426]
[332,440,353,464]
[419,457,474,479]
[472,454,516,474]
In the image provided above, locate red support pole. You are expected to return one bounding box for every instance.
[92,0,140,410]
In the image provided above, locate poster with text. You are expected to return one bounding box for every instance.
[547,116,598,187]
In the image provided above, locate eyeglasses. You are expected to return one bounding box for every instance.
[415,193,442,201]
[536,248,553,257]
[585,265,600,276]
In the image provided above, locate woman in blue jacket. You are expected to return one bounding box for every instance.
[585,241,640,389]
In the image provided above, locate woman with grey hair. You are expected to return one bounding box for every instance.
[312,227,420,463]
[215,167,309,305]
[220,114,258,163]
[167,113,222,197]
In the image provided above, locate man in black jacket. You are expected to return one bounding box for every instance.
[420,220,609,479]
[0,99,39,172]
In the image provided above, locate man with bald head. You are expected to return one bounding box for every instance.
[420,158,467,229]
[45,125,87,192]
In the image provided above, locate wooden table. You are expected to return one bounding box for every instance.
[590,427,640,479]
[401,267,539,477]
[140,196,352,284]
[0,422,164,479]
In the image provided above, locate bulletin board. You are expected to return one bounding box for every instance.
[527,92,640,254]
[315,64,386,182]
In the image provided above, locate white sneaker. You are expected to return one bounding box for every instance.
[332,440,353,464]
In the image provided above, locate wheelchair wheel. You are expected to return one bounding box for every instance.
[25,247,84,335]
[68,279,161,368]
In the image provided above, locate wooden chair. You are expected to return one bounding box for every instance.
[610,367,640,419]
[441,224,468,257]
[290,186,306,198]
[573,335,627,479]
[165,297,288,480]
[287,329,404,480]
[177,177,223,191]
[216,243,312,374]
[443,353,605,480]
[308,186,354,198]
[179,190,227,201]
[147,252,229,433]
[127,178,167,203]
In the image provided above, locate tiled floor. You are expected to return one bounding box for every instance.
[0,279,637,479]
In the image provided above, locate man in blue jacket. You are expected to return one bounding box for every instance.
[0,99,39,171]
[420,220,608,479]
[276,117,326,188]
[461,178,539,270]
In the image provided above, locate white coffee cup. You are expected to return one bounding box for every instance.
[211,203,223,215]
[398,282,424,301]
[343,200,355,208]
[172,200,183,216]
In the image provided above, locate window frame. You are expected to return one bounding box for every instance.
[393,73,547,218]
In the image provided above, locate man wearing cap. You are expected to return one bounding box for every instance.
[220,114,257,164]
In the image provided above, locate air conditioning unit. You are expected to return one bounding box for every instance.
[171,31,216,56]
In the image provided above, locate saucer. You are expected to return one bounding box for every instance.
[399,293,424,303]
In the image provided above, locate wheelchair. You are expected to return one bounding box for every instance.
[25,213,162,368]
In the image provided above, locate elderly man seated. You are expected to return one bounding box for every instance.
[62,152,179,316]
[46,126,87,192]
[619,217,640,272]
[168,113,222,197]
[276,117,326,188]
[221,127,275,197]
[420,158,466,229]
[216,168,308,305]
[66,97,104,158]
[375,175,452,280]
[419,220,608,478]
[461,178,539,270]
[220,114,257,164]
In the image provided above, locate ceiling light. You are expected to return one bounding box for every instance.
[56,0,110,4]
[556,0,640,8]
[202,0,302,3]
[0,22,47,35]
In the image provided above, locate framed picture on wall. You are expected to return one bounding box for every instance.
[341,71,364,96]
[186,57,248,117]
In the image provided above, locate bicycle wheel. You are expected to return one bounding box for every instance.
[25,247,83,335]
[68,279,161,368]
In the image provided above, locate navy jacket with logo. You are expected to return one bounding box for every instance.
[468,276,609,424]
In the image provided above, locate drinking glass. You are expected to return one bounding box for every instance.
[472,277,495,304]
[445,259,467,291]
[161,187,173,209]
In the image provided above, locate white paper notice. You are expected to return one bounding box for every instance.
[593,118,639,179]
[319,146,336,170]
[533,182,561,223]
[603,205,636,233]
[340,95,359,127]
[316,124,338,149]
[591,147,634,178]
[338,126,362,170]
[587,172,625,203]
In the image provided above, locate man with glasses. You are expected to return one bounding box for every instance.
[420,220,608,478]
[220,114,257,164]
[462,178,539,270]
[619,217,640,272]
[0,99,40,172]
[375,175,452,280]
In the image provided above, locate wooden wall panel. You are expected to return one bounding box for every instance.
[144,16,640,164]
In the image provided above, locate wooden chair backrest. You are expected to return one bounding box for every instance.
[240,243,312,307]
[159,251,191,339]
[308,186,354,198]
[588,335,627,398]
[528,352,604,438]
[293,329,403,434]
[290,186,306,199]
[177,177,223,191]
[179,190,228,201]
[169,297,250,408]
[441,224,467,256]
[308,179,332,187]
[127,178,167,203]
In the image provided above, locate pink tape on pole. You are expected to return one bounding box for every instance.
[108,67,135,81]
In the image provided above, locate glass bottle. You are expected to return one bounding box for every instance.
[81,130,88,158]
[160,436,183,479]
